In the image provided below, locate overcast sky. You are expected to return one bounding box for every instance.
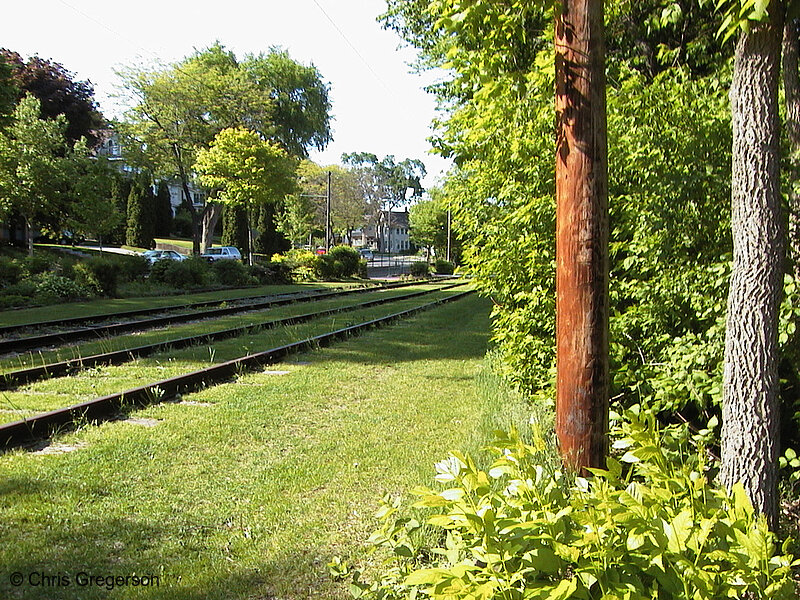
[3,0,451,188]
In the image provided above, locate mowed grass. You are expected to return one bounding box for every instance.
[0,287,467,422]
[0,282,351,328]
[0,282,451,374]
[0,294,517,600]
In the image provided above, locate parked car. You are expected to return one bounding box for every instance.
[315,247,327,255]
[142,249,186,264]
[359,248,374,261]
[201,246,242,262]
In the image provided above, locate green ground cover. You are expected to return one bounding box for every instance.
[0,286,469,422]
[0,294,514,600]
[0,283,447,374]
[0,282,352,328]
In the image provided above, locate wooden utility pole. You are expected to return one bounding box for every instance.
[554,0,609,473]
[325,170,332,250]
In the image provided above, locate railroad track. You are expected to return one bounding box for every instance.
[0,288,474,449]
[0,279,431,354]
[0,281,467,389]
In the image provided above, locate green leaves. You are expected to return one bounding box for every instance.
[352,412,796,599]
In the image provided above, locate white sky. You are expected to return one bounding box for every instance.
[3,0,451,188]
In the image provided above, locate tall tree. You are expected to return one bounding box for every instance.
[194,127,296,264]
[341,153,425,252]
[0,94,68,255]
[154,180,173,238]
[117,44,272,255]
[784,16,800,282]
[555,0,609,473]
[1,49,103,145]
[718,0,786,530]
[66,139,122,251]
[242,49,332,158]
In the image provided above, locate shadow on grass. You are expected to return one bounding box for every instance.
[0,509,274,600]
[325,295,492,365]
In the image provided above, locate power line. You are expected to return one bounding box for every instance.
[309,0,394,97]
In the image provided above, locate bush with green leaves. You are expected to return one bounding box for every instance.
[73,257,119,296]
[336,409,797,599]
[210,258,255,287]
[149,256,209,289]
[248,262,292,285]
[0,257,21,286]
[273,249,321,281]
[34,272,89,303]
[410,261,430,278]
[434,259,455,275]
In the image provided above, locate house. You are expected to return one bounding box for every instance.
[94,129,205,214]
[354,209,413,254]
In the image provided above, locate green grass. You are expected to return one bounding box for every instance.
[0,282,451,372]
[0,286,468,421]
[0,294,531,600]
[0,282,353,328]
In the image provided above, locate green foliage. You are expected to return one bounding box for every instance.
[34,272,88,303]
[210,259,255,287]
[149,256,209,289]
[341,410,797,599]
[247,262,292,285]
[410,261,430,278]
[126,177,155,249]
[323,245,362,278]
[273,249,320,281]
[434,259,454,275]
[73,257,120,297]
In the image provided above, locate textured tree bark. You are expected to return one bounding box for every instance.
[721,6,785,531]
[554,0,609,473]
[783,18,800,282]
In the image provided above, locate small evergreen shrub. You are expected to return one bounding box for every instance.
[248,263,292,285]
[410,261,430,277]
[211,259,255,287]
[335,409,797,600]
[149,257,209,289]
[73,257,119,296]
[116,254,150,282]
[434,259,455,275]
[325,245,362,278]
[0,257,21,286]
[276,250,320,281]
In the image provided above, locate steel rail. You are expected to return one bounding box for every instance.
[0,287,331,336]
[0,282,467,389]
[0,280,433,355]
[0,289,475,449]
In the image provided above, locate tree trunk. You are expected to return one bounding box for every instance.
[721,7,785,531]
[201,203,222,254]
[554,0,609,474]
[783,18,800,282]
[24,216,33,257]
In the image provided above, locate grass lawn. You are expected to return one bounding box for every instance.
[0,282,351,328]
[0,294,529,599]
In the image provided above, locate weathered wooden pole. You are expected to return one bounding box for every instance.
[554,0,609,473]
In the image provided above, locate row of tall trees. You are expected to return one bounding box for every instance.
[381,0,800,530]
[116,44,333,255]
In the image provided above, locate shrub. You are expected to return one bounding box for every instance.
[248,262,292,285]
[434,259,455,275]
[150,257,209,289]
[34,273,88,302]
[73,257,119,296]
[0,257,22,286]
[276,250,320,281]
[211,259,254,287]
[410,261,430,277]
[338,409,797,600]
[116,254,150,282]
[20,254,52,277]
[172,209,194,238]
[325,245,362,278]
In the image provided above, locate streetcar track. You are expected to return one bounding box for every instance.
[0,289,475,449]
[0,279,431,355]
[0,282,466,389]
